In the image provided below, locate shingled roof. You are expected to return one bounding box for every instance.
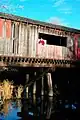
[0,12,80,34]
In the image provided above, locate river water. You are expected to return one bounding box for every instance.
[0,95,80,120]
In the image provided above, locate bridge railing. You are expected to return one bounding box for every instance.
[36,44,73,60]
[0,38,73,60]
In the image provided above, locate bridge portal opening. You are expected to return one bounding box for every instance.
[39,33,67,47]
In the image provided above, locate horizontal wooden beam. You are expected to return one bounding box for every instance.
[0,55,73,68]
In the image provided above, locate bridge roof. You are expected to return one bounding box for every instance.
[0,12,80,34]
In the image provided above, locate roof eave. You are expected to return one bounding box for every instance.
[0,12,80,34]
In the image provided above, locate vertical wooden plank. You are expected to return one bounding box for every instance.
[18,22,22,56]
[21,23,25,56]
[30,25,33,57]
[10,21,19,56]
[15,22,19,55]
[22,24,25,56]
[0,19,5,55]
[23,24,26,56]
[4,19,8,55]
[2,19,5,55]
[27,24,30,56]
[17,23,19,55]
[9,21,14,55]
[28,24,38,57]
[12,22,16,55]
[14,22,17,55]
[33,26,35,57]
[28,25,32,57]
[0,40,4,55]
[10,22,14,55]
[6,20,11,40]
[24,24,28,56]
[34,26,38,57]
[31,26,34,57]
[18,23,25,56]
[33,25,38,57]
[19,23,23,56]
[4,20,11,55]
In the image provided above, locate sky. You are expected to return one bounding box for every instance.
[0,0,80,29]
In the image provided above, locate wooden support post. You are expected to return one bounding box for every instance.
[26,74,29,93]
[33,95,36,104]
[33,72,36,94]
[22,74,29,99]
[41,96,44,115]
[47,73,53,97]
[46,97,53,119]
[41,76,44,96]
[41,68,44,96]
[0,92,1,100]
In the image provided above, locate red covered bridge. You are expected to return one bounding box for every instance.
[0,12,80,97]
[0,12,80,68]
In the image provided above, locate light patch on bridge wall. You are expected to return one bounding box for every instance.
[36,44,63,59]
[54,46,62,59]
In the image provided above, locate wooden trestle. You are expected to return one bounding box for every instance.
[0,55,73,68]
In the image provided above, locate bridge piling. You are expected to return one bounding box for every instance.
[47,73,53,97]
[46,97,53,119]
[41,75,44,96]
[33,72,37,94]
[26,74,29,98]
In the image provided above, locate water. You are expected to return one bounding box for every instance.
[0,96,80,120]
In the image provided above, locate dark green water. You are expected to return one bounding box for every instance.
[0,67,80,119]
[0,95,80,120]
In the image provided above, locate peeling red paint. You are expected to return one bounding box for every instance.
[6,20,11,39]
[0,18,4,38]
[73,34,78,59]
[77,48,80,59]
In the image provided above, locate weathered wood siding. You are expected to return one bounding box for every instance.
[0,17,79,59]
[0,19,4,55]
[0,18,12,55]
[0,18,38,57]
[36,44,73,60]
[29,25,38,57]
[0,18,4,38]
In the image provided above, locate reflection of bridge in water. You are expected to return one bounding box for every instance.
[17,96,58,119]
[0,96,80,119]
[17,95,80,120]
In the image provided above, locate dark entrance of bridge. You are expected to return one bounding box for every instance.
[39,33,67,47]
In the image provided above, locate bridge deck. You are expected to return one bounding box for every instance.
[0,55,73,68]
